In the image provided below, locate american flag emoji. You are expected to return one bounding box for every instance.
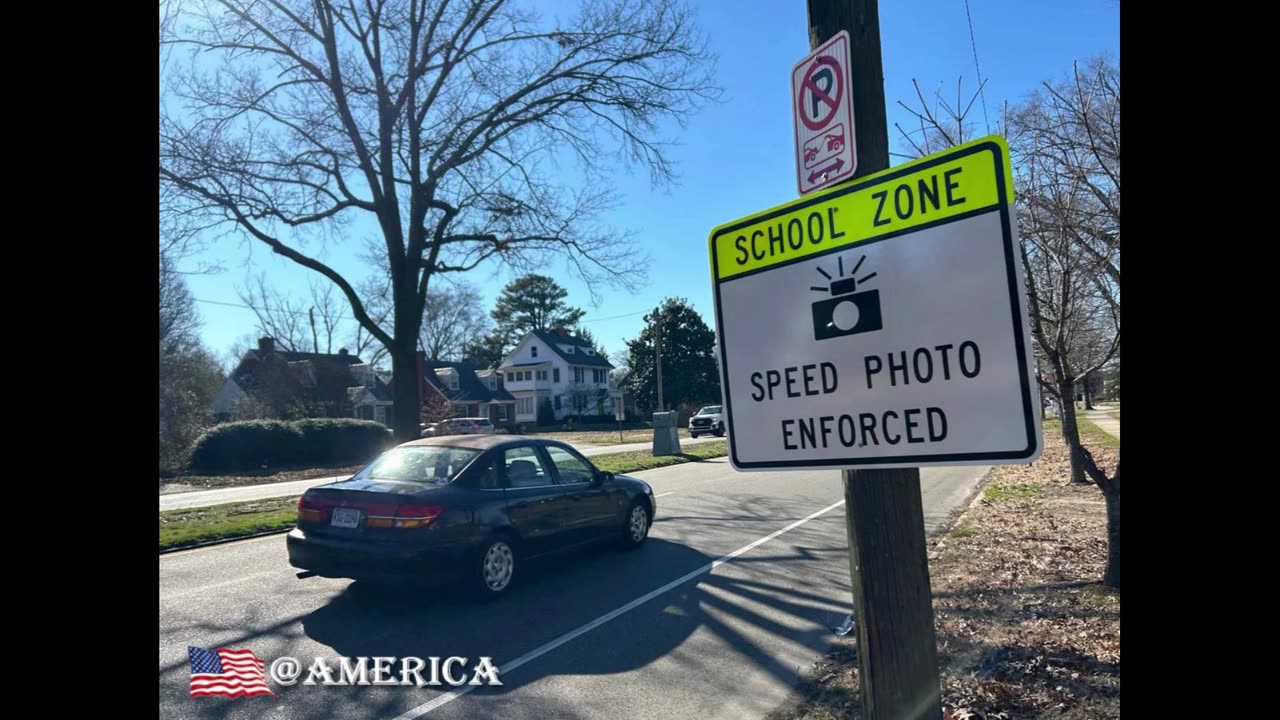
[188,646,276,698]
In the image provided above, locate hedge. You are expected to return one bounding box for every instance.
[189,418,392,474]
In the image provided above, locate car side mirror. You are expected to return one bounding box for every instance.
[593,470,612,486]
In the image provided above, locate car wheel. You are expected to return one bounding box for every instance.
[620,500,651,550]
[713,427,724,437]
[471,534,517,599]
[690,432,700,438]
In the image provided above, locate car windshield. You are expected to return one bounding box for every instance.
[352,446,481,485]
[476,420,493,427]
[699,406,722,415]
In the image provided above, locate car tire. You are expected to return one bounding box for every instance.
[713,427,725,437]
[690,432,700,439]
[469,533,518,600]
[620,500,651,550]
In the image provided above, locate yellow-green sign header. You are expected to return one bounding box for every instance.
[709,136,1014,281]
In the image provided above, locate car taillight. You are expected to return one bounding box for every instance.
[297,496,326,523]
[366,504,443,529]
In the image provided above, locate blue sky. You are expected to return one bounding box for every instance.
[178,0,1119,366]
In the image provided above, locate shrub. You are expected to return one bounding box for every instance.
[189,420,304,473]
[189,418,392,473]
[293,418,392,466]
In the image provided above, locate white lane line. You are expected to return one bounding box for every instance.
[655,492,675,498]
[392,498,847,719]
[160,571,279,600]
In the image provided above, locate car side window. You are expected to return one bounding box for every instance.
[545,446,595,485]
[503,446,552,488]
[473,457,500,490]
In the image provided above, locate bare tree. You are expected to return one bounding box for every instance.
[160,252,200,355]
[419,282,490,361]
[238,275,391,367]
[420,387,455,426]
[161,0,717,440]
[159,250,224,469]
[1012,59,1119,289]
[898,58,1121,588]
[894,76,990,160]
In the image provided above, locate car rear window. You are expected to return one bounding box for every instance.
[352,446,481,485]
[476,420,493,427]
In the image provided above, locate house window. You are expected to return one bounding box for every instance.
[584,348,594,356]
[358,406,374,421]
[372,406,384,424]
[531,346,538,358]
[574,367,584,383]
[555,395,562,410]
[517,397,534,416]
[495,404,507,420]
[537,370,547,381]
[554,368,560,383]
[564,346,575,354]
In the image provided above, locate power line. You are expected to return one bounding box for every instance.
[963,0,992,134]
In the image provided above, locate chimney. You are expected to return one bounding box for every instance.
[338,348,349,357]
[553,326,567,337]
[258,337,276,355]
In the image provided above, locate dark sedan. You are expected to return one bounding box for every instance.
[287,435,656,598]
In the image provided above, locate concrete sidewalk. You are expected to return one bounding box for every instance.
[1083,407,1120,440]
[159,435,723,512]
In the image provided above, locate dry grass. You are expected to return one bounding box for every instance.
[769,422,1119,720]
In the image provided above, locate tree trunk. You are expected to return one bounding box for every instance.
[1102,487,1119,588]
[391,346,420,442]
[1058,381,1088,483]
[1084,373,1095,410]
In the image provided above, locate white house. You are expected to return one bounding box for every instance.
[499,328,619,422]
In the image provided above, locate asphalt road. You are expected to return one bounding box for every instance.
[159,436,723,512]
[159,459,987,720]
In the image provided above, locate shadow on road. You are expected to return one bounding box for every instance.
[160,494,852,720]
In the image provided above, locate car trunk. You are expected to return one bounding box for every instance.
[298,479,447,542]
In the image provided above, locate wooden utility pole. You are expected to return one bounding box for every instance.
[805,1,943,718]
[654,307,665,412]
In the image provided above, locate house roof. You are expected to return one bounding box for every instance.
[239,347,363,368]
[531,329,614,369]
[424,361,515,404]
[364,376,393,401]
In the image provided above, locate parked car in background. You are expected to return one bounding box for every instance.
[422,417,496,437]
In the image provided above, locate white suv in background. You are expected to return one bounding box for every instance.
[688,405,726,438]
[422,417,496,437]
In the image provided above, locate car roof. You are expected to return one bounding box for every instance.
[399,434,555,451]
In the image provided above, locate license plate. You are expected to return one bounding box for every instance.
[331,507,361,528]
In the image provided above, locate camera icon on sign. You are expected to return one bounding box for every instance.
[810,254,883,341]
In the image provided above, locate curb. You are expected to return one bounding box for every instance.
[926,466,995,556]
[159,527,294,555]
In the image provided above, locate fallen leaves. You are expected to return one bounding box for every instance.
[768,431,1120,720]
